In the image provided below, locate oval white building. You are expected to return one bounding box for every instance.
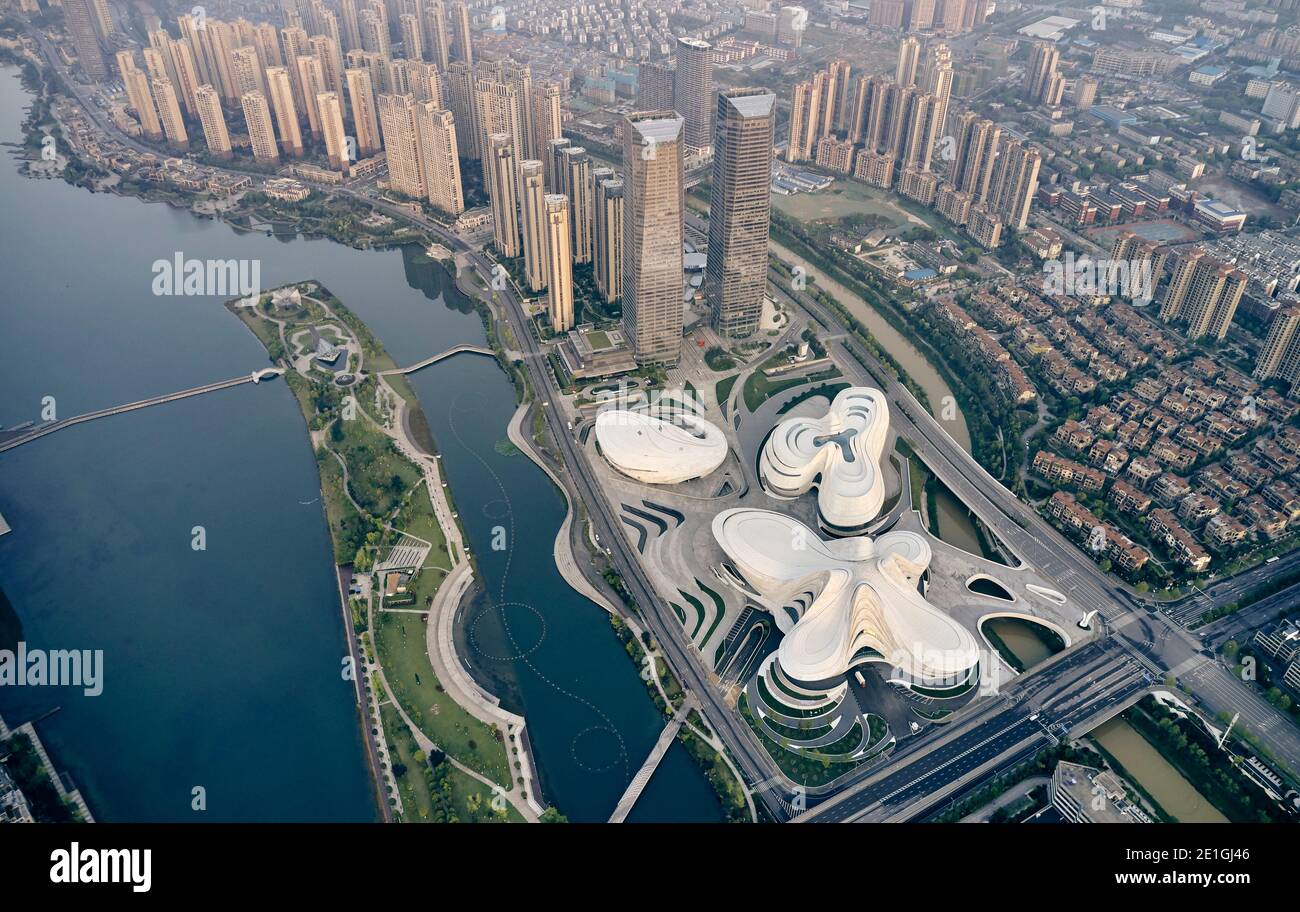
[595,409,728,484]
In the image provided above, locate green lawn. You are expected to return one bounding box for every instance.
[372,611,511,788]
[447,765,525,823]
[380,701,435,822]
[742,365,843,413]
[715,374,738,407]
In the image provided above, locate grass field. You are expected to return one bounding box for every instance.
[715,374,738,407]
[742,364,843,413]
[373,608,511,788]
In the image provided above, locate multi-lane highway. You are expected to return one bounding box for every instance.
[799,639,1151,822]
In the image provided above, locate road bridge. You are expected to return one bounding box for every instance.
[0,369,285,454]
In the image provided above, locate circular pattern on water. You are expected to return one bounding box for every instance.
[467,600,547,661]
[570,726,625,774]
[481,498,510,520]
[446,392,630,784]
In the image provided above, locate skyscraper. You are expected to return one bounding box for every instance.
[150,75,189,149]
[339,0,362,50]
[594,172,623,304]
[414,103,464,215]
[548,137,572,198]
[296,54,328,137]
[379,93,425,198]
[400,13,423,62]
[622,111,685,366]
[785,76,821,162]
[359,8,391,60]
[1025,41,1064,107]
[950,111,1000,203]
[638,61,675,111]
[265,66,304,157]
[563,146,593,265]
[674,38,714,152]
[519,159,549,293]
[920,42,953,136]
[827,59,853,133]
[486,133,520,258]
[894,36,925,86]
[205,21,239,100]
[242,91,280,163]
[64,0,109,81]
[444,62,480,159]
[706,89,775,338]
[1109,231,1166,302]
[425,0,451,70]
[502,61,535,161]
[988,139,1040,229]
[311,33,345,96]
[450,1,473,66]
[117,52,163,140]
[476,71,525,177]
[532,82,563,186]
[155,31,201,115]
[410,61,443,107]
[544,194,574,332]
[281,27,312,109]
[318,90,351,171]
[1255,306,1300,386]
[195,84,232,158]
[1159,251,1246,341]
[346,68,381,157]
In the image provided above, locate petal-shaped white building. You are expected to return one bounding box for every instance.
[758,386,890,535]
[713,509,980,695]
[595,409,728,484]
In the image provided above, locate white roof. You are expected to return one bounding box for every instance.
[595,409,727,484]
[714,509,980,686]
[758,386,890,532]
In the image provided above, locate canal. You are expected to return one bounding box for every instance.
[1090,718,1228,823]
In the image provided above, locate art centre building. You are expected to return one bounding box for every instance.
[758,386,890,535]
[595,409,728,484]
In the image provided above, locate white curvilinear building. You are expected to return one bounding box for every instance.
[595,409,728,484]
[758,387,890,535]
[713,508,980,691]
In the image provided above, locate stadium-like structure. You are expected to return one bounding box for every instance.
[595,409,728,484]
[758,386,890,535]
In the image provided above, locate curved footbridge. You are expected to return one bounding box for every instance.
[0,368,286,454]
[381,343,493,376]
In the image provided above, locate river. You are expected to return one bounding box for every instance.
[1091,718,1228,823]
[0,65,721,822]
